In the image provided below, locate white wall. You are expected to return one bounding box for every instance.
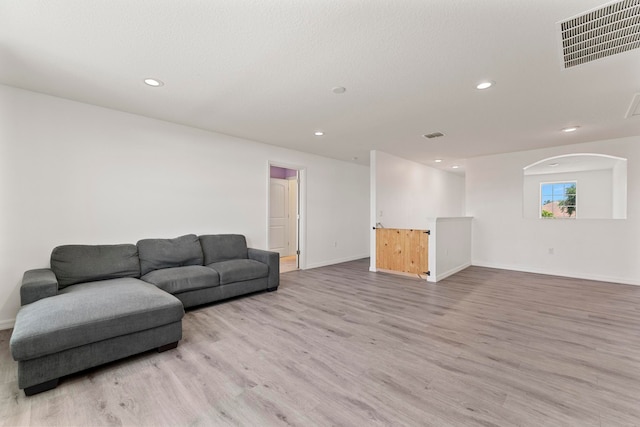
[373,151,465,228]
[612,160,627,219]
[429,217,472,282]
[0,84,370,328]
[466,136,640,285]
[370,150,465,271]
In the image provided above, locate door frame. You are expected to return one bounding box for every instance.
[267,161,306,270]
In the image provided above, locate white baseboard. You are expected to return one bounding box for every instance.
[436,262,472,282]
[472,261,640,287]
[305,254,369,270]
[0,318,15,331]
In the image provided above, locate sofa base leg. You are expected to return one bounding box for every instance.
[157,341,178,352]
[24,378,59,396]
[267,287,278,292]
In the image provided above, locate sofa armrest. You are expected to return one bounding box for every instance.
[247,248,279,289]
[21,269,58,305]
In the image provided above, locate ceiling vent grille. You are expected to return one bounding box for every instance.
[559,0,640,68]
[423,132,445,139]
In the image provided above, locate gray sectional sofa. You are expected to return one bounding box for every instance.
[9,234,279,395]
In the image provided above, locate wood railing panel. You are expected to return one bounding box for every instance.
[376,228,403,271]
[376,228,429,276]
[404,229,424,274]
[419,232,429,274]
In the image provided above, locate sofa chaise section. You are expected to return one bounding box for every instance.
[10,244,184,396]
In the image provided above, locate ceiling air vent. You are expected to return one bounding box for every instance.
[559,0,640,69]
[423,132,445,139]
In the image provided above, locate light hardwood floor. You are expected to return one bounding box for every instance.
[280,255,298,274]
[1,260,640,426]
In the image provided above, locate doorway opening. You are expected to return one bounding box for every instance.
[268,164,303,273]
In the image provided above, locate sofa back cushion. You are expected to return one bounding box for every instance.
[137,234,204,276]
[199,234,248,264]
[51,244,141,289]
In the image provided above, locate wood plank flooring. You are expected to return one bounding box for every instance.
[280,256,298,274]
[2,259,640,426]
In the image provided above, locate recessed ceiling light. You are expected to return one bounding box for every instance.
[562,126,579,132]
[314,131,324,136]
[352,156,359,161]
[144,78,164,87]
[435,159,443,163]
[476,81,494,90]
[332,87,346,94]
[452,165,460,169]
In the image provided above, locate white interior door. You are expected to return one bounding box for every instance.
[269,178,289,256]
[287,177,298,257]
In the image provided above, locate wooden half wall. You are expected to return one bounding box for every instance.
[374,218,472,282]
[375,228,429,276]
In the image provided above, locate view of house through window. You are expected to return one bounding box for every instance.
[540,181,576,218]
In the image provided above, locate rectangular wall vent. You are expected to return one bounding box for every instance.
[559,0,640,68]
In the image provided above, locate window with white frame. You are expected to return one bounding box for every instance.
[540,181,576,218]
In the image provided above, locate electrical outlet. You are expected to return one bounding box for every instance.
[334,241,338,247]
[548,248,554,255]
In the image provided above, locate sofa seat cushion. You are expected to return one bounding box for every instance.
[10,278,183,361]
[141,266,219,294]
[207,259,268,285]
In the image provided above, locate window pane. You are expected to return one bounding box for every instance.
[540,181,576,219]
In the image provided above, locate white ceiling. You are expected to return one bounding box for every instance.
[2,1,640,173]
